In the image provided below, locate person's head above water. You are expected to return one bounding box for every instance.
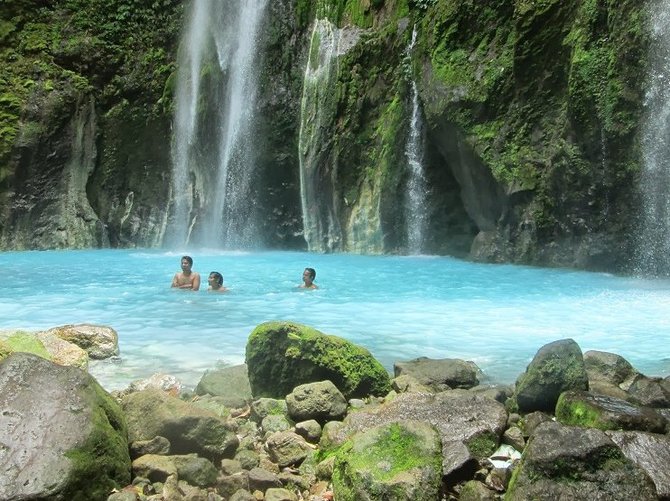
[181,255,193,272]
[301,267,317,289]
[208,271,223,287]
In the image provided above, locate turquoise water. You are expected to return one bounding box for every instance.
[1,249,668,391]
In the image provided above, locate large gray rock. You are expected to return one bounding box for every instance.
[195,363,253,408]
[245,321,391,399]
[393,357,480,390]
[627,375,670,408]
[513,338,588,413]
[506,421,657,500]
[286,380,348,423]
[45,323,119,359]
[334,390,507,475]
[556,390,666,433]
[332,420,443,501]
[131,453,218,487]
[607,431,670,499]
[0,353,130,500]
[122,389,238,462]
[584,350,639,399]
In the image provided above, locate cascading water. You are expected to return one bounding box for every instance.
[404,27,429,255]
[298,19,343,252]
[167,0,267,249]
[637,0,670,276]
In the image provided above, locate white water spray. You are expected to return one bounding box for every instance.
[404,27,429,254]
[168,0,267,248]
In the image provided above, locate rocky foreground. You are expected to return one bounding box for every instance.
[1,321,669,500]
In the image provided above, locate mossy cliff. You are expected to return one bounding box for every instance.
[0,0,652,272]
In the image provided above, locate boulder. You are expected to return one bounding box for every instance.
[195,363,253,408]
[583,350,639,389]
[1,331,51,360]
[627,375,670,408]
[125,373,183,396]
[131,454,218,487]
[513,338,588,413]
[393,356,481,390]
[122,389,238,462]
[332,420,443,501]
[334,390,507,474]
[45,323,119,359]
[36,330,89,369]
[607,430,670,499]
[0,353,130,500]
[286,380,348,423]
[265,431,313,468]
[250,398,288,422]
[391,374,434,394]
[556,390,666,433]
[245,321,391,399]
[506,421,657,500]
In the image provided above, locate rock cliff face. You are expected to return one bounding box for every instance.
[0,0,650,271]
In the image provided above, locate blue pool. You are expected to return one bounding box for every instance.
[0,249,668,391]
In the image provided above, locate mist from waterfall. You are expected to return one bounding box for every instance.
[404,27,429,255]
[637,0,670,276]
[168,0,267,249]
[298,19,342,252]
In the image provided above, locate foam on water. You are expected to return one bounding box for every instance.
[0,249,668,391]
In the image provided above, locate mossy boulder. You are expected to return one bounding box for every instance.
[245,321,391,399]
[506,421,657,500]
[0,352,130,500]
[2,331,51,360]
[512,338,589,413]
[332,420,443,501]
[555,390,666,433]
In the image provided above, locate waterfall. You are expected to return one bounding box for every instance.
[637,0,670,276]
[404,27,429,255]
[298,19,343,252]
[167,0,267,249]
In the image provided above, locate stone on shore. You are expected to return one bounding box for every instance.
[44,323,119,359]
[195,363,253,408]
[245,321,391,399]
[332,420,443,501]
[0,353,130,500]
[512,338,588,413]
[286,380,348,423]
[394,357,481,391]
[506,421,657,500]
[555,390,667,433]
[121,389,238,462]
[37,329,89,369]
[131,453,218,487]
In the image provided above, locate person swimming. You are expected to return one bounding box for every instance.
[207,271,229,292]
[171,255,201,291]
[299,267,318,289]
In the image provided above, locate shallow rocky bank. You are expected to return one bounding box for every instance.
[1,321,669,500]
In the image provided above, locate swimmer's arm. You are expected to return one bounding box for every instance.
[191,273,201,291]
[171,274,180,288]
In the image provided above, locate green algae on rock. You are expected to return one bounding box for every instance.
[245,321,392,399]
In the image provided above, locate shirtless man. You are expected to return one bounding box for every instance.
[171,255,201,291]
[299,267,318,289]
[207,271,229,292]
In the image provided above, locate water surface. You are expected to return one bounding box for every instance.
[1,249,668,391]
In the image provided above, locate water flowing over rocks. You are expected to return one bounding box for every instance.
[2,327,670,500]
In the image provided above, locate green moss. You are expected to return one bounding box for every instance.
[4,332,51,360]
[62,379,130,500]
[555,393,616,430]
[465,431,498,459]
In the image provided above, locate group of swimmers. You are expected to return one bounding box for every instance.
[170,255,318,292]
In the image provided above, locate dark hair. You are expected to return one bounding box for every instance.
[181,255,193,265]
[305,267,316,280]
[209,271,223,286]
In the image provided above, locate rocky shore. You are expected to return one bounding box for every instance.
[1,321,669,500]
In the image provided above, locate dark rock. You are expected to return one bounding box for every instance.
[394,356,481,390]
[0,353,130,500]
[122,389,238,462]
[295,419,322,443]
[245,321,391,399]
[131,453,218,488]
[556,390,666,433]
[607,430,670,499]
[130,436,171,459]
[247,466,282,491]
[513,338,589,413]
[195,364,253,408]
[627,375,670,408]
[216,471,249,499]
[506,421,657,500]
[521,411,552,437]
[458,480,497,501]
